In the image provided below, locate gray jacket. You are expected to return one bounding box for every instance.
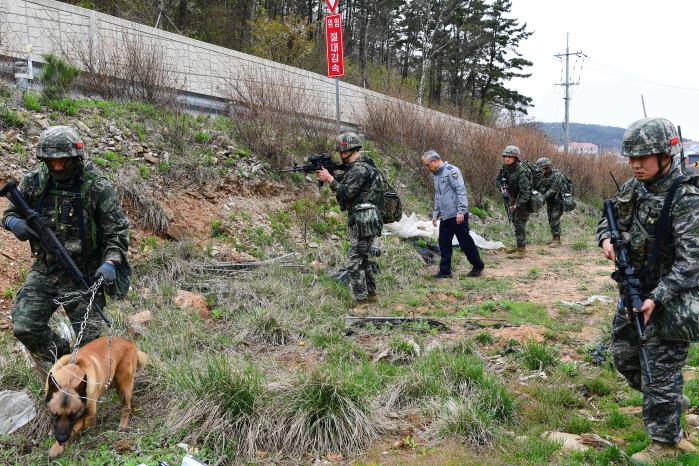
[431,162,468,221]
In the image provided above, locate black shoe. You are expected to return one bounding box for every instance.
[467,266,484,277]
[432,272,452,279]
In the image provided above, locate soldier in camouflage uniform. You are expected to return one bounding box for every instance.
[596,118,699,463]
[496,145,532,257]
[535,157,566,246]
[3,126,130,364]
[317,132,383,304]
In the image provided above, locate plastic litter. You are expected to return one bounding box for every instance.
[181,454,207,466]
[383,213,505,250]
[0,390,36,435]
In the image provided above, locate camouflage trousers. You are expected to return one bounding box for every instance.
[12,269,104,363]
[611,305,689,444]
[546,200,563,238]
[347,229,377,301]
[512,208,530,247]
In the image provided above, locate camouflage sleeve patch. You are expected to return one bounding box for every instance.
[93,178,130,265]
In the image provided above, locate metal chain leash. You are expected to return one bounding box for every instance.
[52,276,114,390]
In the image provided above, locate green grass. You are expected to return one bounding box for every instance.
[519,341,560,370]
[194,130,211,143]
[565,415,592,434]
[606,409,632,429]
[22,92,41,111]
[1,107,24,128]
[458,300,561,330]
[475,331,495,345]
[276,368,378,454]
[586,375,612,396]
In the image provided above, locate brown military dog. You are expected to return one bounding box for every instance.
[44,336,147,459]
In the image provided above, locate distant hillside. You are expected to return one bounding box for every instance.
[536,122,626,153]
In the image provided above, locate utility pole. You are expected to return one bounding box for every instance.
[555,33,586,154]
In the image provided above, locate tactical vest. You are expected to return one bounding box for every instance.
[28,164,104,270]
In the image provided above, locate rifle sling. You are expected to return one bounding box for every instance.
[642,177,684,278]
[72,171,89,274]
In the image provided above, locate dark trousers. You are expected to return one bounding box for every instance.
[438,216,484,275]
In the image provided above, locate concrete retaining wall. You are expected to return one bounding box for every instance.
[0,0,485,131]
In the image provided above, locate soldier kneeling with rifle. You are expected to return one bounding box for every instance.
[2,126,130,370]
[597,117,699,463]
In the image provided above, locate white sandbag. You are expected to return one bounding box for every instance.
[383,213,505,250]
[0,390,36,435]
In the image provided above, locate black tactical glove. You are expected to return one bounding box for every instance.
[95,262,117,283]
[4,217,37,241]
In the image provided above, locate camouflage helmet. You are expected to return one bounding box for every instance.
[621,117,680,158]
[37,126,84,159]
[335,132,362,152]
[502,145,521,158]
[536,157,551,168]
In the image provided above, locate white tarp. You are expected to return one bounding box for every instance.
[383,213,505,250]
[0,390,36,435]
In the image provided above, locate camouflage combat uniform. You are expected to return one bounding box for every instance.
[497,161,532,246]
[331,155,382,301]
[537,168,566,239]
[596,121,699,446]
[3,144,129,362]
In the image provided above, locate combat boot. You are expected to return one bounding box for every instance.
[508,245,526,258]
[367,292,379,303]
[630,439,697,464]
[548,236,561,247]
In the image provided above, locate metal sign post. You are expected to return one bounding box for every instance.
[325,11,344,133]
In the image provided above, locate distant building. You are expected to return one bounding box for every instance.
[684,140,699,169]
[557,142,599,155]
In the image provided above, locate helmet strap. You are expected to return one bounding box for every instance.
[649,154,672,182]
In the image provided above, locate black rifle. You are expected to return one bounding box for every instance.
[498,175,513,223]
[282,154,349,189]
[501,187,512,223]
[603,199,652,383]
[0,181,112,326]
[678,125,687,175]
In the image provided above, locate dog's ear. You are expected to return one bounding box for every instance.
[45,372,60,402]
[77,376,88,401]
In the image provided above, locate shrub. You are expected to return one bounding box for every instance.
[40,53,80,100]
[23,92,41,111]
[269,368,378,455]
[246,311,291,346]
[386,336,419,364]
[167,357,264,455]
[475,331,495,345]
[0,107,24,128]
[68,30,178,105]
[224,70,333,170]
[585,376,612,396]
[47,97,78,116]
[194,130,211,143]
[519,340,560,370]
[432,393,498,446]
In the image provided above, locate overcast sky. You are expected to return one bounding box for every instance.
[509,0,699,140]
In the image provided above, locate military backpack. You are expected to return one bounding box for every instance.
[519,160,544,213]
[363,162,403,224]
[560,171,576,212]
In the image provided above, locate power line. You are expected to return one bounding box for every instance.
[554,33,586,154]
[586,60,699,91]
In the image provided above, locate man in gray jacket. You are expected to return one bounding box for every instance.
[422,150,484,278]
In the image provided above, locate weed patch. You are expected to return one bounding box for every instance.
[519,341,560,370]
